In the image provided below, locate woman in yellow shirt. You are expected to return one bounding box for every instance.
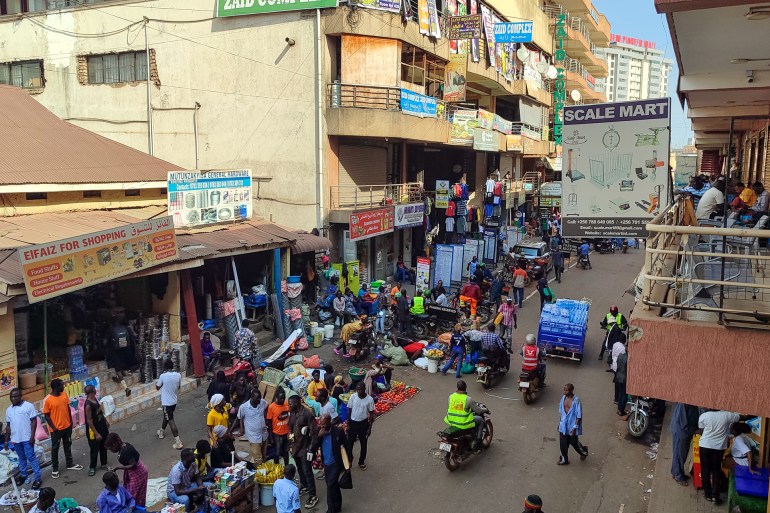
[307,369,327,399]
[206,394,230,447]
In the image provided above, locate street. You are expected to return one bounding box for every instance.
[10,250,655,513]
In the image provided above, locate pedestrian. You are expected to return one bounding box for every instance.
[272,464,301,513]
[490,273,505,309]
[104,433,148,507]
[232,388,268,466]
[557,383,588,465]
[206,370,230,401]
[313,414,349,513]
[497,297,517,340]
[522,494,544,513]
[28,487,58,513]
[267,388,291,465]
[166,449,205,510]
[206,394,229,448]
[512,265,527,308]
[374,298,388,335]
[346,381,375,471]
[315,388,340,423]
[698,409,739,504]
[552,247,564,283]
[97,471,136,513]
[396,291,412,338]
[441,324,466,378]
[670,403,700,486]
[613,349,628,417]
[234,319,258,363]
[288,395,319,509]
[43,378,83,479]
[84,384,110,477]
[156,359,183,449]
[536,275,553,312]
[4,388,42,489]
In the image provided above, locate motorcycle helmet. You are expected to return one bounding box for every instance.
[525,333,536,344]
[478,262,485,268]
[610,305,619,315]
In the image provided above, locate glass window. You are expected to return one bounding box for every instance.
[0,61,44,89]
[87,56,104,84]
[118,52,135,82]
[86,51,147,84]
[103,54,119,83]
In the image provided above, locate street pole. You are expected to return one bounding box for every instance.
[144,18,154,156]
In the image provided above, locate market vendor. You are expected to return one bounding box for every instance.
[166,449,205,510]
[337,316,364,357]
[364,356,393,398]
[209,426,250,470]
[307,370,327,399]
[200,331,220,374]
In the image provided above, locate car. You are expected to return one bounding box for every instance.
[512,239,553,272]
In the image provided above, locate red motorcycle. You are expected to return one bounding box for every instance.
[223,357,257,383]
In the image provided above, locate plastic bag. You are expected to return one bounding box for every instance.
[379,343,409,366]
[35,418,49,441]
[461,362,477,374]
[101,395,116,417]
[412,357,429,369]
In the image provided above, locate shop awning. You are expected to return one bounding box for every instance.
[291,231,332,254]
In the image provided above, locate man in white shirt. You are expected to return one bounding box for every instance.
[698,409,740,505]
[346,381,375,470]
[156,359,183,449]
[695,180,725,219]
[233,389,268,466]
[4,388,42,488]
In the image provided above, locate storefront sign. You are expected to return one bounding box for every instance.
[553,14,568,145]
[400,89,438,118]
[415,256,431,296]
[349,207,394,241]
[0,366,15,392]
[610,34,656,49]
[444,54,467,102]
[561,98,671,238]
[493,21,533,43]
[168,170,252,228]
[479,4,496,68]
[506,134,523,152]
[356,0,399,12]
[448,110,478,146]
[522,135,539,155]
[493,114,512,135]
[448,14,482,39]
[217,0,338,16]
[395,202,425,228]
[18,217,178,303]
[435,180,450,208]
[477,109,494,130]
[540,181,562,197]
[473,129,498,152]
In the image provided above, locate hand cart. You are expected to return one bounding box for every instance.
[537,298,590,362]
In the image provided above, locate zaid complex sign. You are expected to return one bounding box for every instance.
[553,14,567,146]
[217,0,338,16]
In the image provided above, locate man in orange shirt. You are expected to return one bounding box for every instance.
[266,388,291,466]
[511,265,529,308]
[43,379,83,479]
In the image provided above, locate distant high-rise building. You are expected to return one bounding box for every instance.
[603,34,673,102]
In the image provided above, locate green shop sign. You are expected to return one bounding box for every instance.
[552,13,567,146]
[217,0,339,17]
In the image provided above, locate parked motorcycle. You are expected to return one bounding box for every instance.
[452,296,493,325]
[412,312,455,339]
[595,239,615,254]
[621,239,629,253]
[437,403,493,471]
[348,321,375,361]
[476,344,511,389]
[627,396,652,437]
[223,357,257,384]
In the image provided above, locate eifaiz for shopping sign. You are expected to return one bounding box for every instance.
[349,207,394,241]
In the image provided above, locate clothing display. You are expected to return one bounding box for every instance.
[456,200,468,216]
[445,217,455,232]
[456,216,466,235]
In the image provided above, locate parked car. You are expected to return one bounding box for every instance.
[512,240,553,273]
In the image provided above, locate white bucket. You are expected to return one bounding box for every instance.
[259,484,274,506]
[309,322,319,336]
[427,359,438,374]
[324,324,334,339]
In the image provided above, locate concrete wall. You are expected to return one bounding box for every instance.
[0,189,166,216]
[0,0,319,231]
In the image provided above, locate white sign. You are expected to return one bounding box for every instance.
[394,202,425,228]
[416,257,431,296]
[561,98,671,238]
[435,180,450,209]
[167,170,252,228]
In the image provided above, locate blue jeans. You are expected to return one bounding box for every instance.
[671,435,691,481]
[375,313,385,334]
[441,349,464,378]
[513,287,524,307]
[168,490,190,509]
[14,441,41,481]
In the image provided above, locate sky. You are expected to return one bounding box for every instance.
[593,0,692,149]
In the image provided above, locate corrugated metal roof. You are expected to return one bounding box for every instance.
[291,231,332,254]
[0,85,182,185]
[176,220,296,253]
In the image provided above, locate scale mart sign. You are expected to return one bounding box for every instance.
[217,0,338,16]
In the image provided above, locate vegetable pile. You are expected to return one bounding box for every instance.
[373,381,420,417]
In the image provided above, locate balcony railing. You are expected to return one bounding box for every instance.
[330,182,424,210]
[327,82,447,120]
[641,195,770,329]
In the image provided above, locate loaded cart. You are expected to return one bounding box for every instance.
[537,299,590,362]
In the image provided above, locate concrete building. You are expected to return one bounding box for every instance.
[603,34,673,102]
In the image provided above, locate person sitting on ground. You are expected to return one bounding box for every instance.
[307,370,327,400]
[364,355,393,397]
[330,375,347,401]
[333,291,347,327]
[193,439,217,483]
[167,449,205,510]
[200,331,220,374]
[29,488,59,513]
[322,365,336,390]
[396,255,416,285]
[97,471,136,513]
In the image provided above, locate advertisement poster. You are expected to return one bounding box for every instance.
[418,0,430,35]
[433,244,454,292]
[451,244,464,285]
[0,367,15,392]
[426,0,441,38]
[506,134,523,152]
[448,110,478,146]
[447,0,457,53]
[448,14,482,39]
[168,170,252,228]
[444,53,467,102]
[483,229,498,264]
[400,89,438,118]
[349,207,394,241]
[217,0,338,16]
[356,0,399,12]
[469,0,480,62]
[416,257,431,296]
[561,98,671,238]
[522,136,540,155]
[493,114,513,134]
[480,4,496,68]
[18,217,178,303]
[473,129,499,152]
[395,202,425,228]
[435,180,450,208]
[477,109,494,130]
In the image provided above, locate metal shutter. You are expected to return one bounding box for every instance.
[339,145,387,188]
[699,150,720,176]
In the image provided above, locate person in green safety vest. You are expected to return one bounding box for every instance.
[443,380,485,451]
[600,306,627,331]
[409,293,425,315]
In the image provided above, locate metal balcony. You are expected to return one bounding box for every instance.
[329,182,424,210]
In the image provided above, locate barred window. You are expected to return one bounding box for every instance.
[0,60,44,89]
[87,51,147,84]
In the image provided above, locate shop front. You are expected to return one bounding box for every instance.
[394,201,426,277]
[342,206,396,285]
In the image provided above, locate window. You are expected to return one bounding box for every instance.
[83,190,102,198]
[124,189,140,197]
[1,0,119,15]
[87,51,147,84]
[0,60,44,89]
[26,192,47,200]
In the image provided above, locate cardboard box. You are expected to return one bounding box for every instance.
[258,381,277,404]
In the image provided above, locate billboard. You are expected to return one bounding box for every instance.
[394,202,425,228]
[561,98,671,238]
[400,89,438,118]
[493,21,534,43]
[349,207,394,241]
[444,53,467,102]
[168,170,252,228]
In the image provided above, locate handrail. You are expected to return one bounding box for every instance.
[328,82,447,120]
[330,182,424,210]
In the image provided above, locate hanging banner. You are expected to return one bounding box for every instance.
[426,0,442,38]
[400,89,438,118]
[493,21,534,43]
[349,207,395,241]
[561,98,671,238]
[469,0,480,62]
[217,0,338,16]
[477,109,494,130]
[448,14,482,39]
[168,169,252,228]
[418,0,430,35]
[493,114,513,135]
[356,0,400,12]
[395,202,425,228]
[480,4,496,69]
[18,217,178,303]
[448,110,478,146]
[451,244,464,285]
[416,256,431,296]
[435,179,450,208]
[444,53,467,102]
[433,244,454,292]
[447,0,458,53]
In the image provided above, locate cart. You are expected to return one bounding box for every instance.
[537,299,589,362]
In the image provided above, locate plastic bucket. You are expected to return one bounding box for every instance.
[34,363,53,384]
[309,322,319,336]
[19,369,37,389]
[287,275,301,284]
[427,359,438,374]
[259,484,274,506]
[324,324,334,339]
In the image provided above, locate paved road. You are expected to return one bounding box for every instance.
[11,249,655,513]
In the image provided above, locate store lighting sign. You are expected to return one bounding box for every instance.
[553,14,567,146]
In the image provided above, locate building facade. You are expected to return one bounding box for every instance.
[603,34,673,103]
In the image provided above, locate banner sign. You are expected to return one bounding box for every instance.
[448,14,482,39]
[168,170,252,228]
[477,109,494,130]
[425,0,442,38]
[416,256,431,296]
[473,129,498,152]
[493,114,512,134]
[493,21,534,43]
[480,4,496,68]
[435,180,450,208]
[522,135,540,155]
[553,14,568,145]
[444,53,467,102]
[506,134,523,152]
[469,0,480,62]
[448,110,478,146]
[18,217,178,303]
[349,207,394,241]
[395,202,425,228]
[217,0,338,16]
[356,0,399,12]
[400,89,437,118]
[433,244,454,292]
[561,98,671,238]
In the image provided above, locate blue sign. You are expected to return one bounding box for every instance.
[400,89,437,118]
[493,21,534,43]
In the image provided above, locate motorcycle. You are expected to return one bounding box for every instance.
[578,254,590,269]
[595,239,615,254]
[223,357,257,384]
[476,343,511,389]
[347,321,375,361]
[437,403,493,471]
[627,396,652,437]
[621,239,629,253]
[451,295,493,325]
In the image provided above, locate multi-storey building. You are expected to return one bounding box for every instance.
[603,34,673,102]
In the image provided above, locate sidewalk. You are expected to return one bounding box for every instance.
[649,406,726,512]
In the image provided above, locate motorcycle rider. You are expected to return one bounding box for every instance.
[520,334,546,386]
[409,290,426,316]
[443,380,485,452]
[481,324,509,370]
[578,241,592,269]
[459,278,483,317]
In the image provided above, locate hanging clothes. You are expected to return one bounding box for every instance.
[456,216,467,235]
[493,181,503,196]
[456,200,468,216]
[485,178,495,194]
[446,200,456,216]
[460,182,469,200]
[484,204,494,219]
[453,183,463,198]
[445,217,455,233]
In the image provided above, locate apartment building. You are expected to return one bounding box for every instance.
[603,34,673,102]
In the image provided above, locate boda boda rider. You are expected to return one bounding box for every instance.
[521,334,546,386]
[459,279,483,317]
[409,291,425,315]
[443,380,485,451]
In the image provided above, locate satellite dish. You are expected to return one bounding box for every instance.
[571,90,582,102]
[516,47,530,62]
[546,66,558,79]
[536,61,549,74]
